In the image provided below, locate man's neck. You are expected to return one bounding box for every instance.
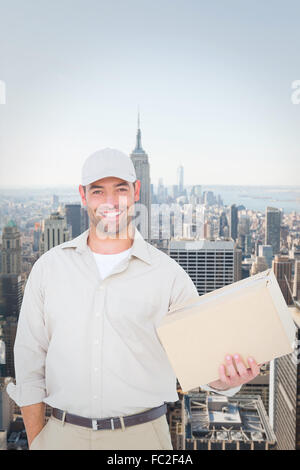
[87,224,135,254]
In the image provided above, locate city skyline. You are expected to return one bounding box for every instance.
[1,0,300,187]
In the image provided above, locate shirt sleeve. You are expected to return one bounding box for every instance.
[200,383,242,397]
[6,257,49,407]
[168,261,199,313]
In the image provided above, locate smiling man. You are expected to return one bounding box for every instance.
[7,148,262,450]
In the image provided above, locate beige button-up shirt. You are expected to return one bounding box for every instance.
[7,226,240,418]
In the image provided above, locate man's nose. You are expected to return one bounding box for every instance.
[103,194,120,207]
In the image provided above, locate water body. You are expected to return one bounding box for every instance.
[201,186,300,213]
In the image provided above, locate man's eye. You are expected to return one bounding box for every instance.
[93,191,102,194]
[118,188,128,191]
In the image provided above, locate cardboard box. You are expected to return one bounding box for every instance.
[157,269,296,392]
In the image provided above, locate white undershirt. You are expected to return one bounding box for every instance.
[92,247,132,279]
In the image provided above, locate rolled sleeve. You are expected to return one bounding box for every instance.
[6,257,49,407]
[200,383,242,397]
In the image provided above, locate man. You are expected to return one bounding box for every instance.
[7,148,261,450]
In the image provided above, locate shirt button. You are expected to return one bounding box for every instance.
[93,395,97,399]
[94,339,99,345]
[99,285,105,290]
[94,367,98,372]
[96,313,101,318]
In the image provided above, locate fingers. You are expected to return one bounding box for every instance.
[233,354,249,380]
[247,357,260,377]
[218,364,231,386]
[224,355,238,380]
[223,354,261,383]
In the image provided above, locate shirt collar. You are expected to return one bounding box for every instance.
[60,226,152,265]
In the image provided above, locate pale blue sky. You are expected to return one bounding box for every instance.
[0,0,300,187]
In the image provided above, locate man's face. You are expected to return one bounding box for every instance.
[79,176,140,239]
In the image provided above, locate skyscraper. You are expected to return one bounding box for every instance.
[218,212,228,238]
[81,206,89,233]
[229,204,238,241]
[293,260,300,301]
[272,255,293,305]
[0,275,22,319]
[258,245,273,269]
[1,222,22,275]
[65,204,82,239]
[177,164,184,196]
[266,207,281,255]
[269,306,299,450]
[33,222,42,253]
[130,113,151,240]
[238,215,252,256]
[40,212,71,253]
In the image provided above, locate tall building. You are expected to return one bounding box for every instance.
[1,222,22,275]
[81,206,89,233]
[0,378,14,434]
[251,256,269,276]
[269,306,299,450]
[234,248,242,282]
[33,222,42,253]
[169,239,235,296]
[293,260,300,301]
[265,207,281,255]
[272,255,293,305]
[218,212,228,237]
[157,178,165,203]
[229,204,238,241]
[130,113,151,240]
[203,191,215,207]
[0,275,22,319]
[40,212,71,253]
[258,245,273,269]
[65,204,81,239]
[52,194,59,210]
[177,164,184,196]
[0,317,18,377]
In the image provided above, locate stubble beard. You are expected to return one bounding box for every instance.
[88,206,134,240]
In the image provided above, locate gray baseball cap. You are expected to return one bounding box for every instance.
[81,148,137,186]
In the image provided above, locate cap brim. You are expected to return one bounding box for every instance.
[82,172,136,186]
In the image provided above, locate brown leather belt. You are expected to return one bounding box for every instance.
[52,403,167,430]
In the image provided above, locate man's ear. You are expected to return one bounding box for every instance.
[79,184,87,206]
[134,180,141,202]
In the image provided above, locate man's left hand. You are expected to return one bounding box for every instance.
[208,354,262,391]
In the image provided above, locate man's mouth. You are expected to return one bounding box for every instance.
[98,210,122,219]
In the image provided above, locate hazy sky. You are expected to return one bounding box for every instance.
[0,0,300,188]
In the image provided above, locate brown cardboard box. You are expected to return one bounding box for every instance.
[157,269,296,392]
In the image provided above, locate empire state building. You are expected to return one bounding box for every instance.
[130,114,151,240]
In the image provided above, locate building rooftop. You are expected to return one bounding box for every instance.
[169,239,235,251]
[184,393,276,445]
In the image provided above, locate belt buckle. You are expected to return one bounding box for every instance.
[92,418,116,430]
[92,419,100,431]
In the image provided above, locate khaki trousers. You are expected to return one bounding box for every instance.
[29,414,173,450]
